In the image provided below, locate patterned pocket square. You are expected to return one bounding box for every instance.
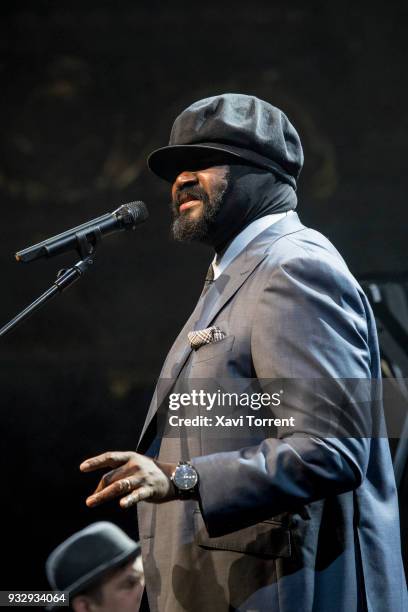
[188,325,226,350]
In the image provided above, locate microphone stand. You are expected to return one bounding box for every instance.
[0,230,99,338]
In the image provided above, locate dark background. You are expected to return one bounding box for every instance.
[1,0,407,591]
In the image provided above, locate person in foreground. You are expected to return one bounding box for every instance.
[46,521,144,611]
[80,93,407,611]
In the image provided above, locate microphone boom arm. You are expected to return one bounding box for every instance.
[0,254,95,338]
[1,200,148,337]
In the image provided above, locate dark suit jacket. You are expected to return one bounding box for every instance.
[137,213,407,612]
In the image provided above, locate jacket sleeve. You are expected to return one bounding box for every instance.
[191,254,375,536]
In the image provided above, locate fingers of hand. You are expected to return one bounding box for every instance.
[86,475,141,507]
[80,451,135,472]
[95,463,140,493]
[120,486,154,508]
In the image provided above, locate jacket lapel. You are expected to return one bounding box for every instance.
[137,212,305,449]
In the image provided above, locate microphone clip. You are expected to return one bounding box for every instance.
[75,227,102,259]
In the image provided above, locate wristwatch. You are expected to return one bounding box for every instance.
[171,461,199,499]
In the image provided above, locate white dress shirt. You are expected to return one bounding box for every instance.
[211,211,294,279]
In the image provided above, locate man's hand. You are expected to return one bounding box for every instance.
[80,451,178,508]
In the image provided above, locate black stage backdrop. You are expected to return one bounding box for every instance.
[0,0,407,591]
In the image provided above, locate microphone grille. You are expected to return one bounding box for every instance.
[117,201,149,227]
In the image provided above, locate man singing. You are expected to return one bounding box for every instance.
[80,93,407,611]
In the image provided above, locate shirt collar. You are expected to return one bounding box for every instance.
[211,211,294,279]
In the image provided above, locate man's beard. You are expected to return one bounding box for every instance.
[170,173,229,243]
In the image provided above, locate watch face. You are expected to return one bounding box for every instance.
[173,464,198,490]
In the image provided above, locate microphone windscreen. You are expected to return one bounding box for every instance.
[116,201,149,227]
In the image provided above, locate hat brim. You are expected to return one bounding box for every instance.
[147,142,296,188]
[46,542,141,611]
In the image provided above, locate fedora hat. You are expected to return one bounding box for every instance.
[45,522,140,610]
[148,93,303,188]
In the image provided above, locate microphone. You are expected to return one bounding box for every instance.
[15,201,149,263]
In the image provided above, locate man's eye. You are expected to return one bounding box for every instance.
[121,577,139,590]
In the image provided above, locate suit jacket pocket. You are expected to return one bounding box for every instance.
[191,335,235,364]
[193,510,291,558]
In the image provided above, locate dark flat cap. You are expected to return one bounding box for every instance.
[148,93,303,188]
[45,522,140,610]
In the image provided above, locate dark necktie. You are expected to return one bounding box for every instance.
[201,262,215,296]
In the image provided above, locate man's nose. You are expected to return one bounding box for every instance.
[173,171,198,191]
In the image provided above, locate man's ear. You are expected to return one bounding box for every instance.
[71,595,94,612]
